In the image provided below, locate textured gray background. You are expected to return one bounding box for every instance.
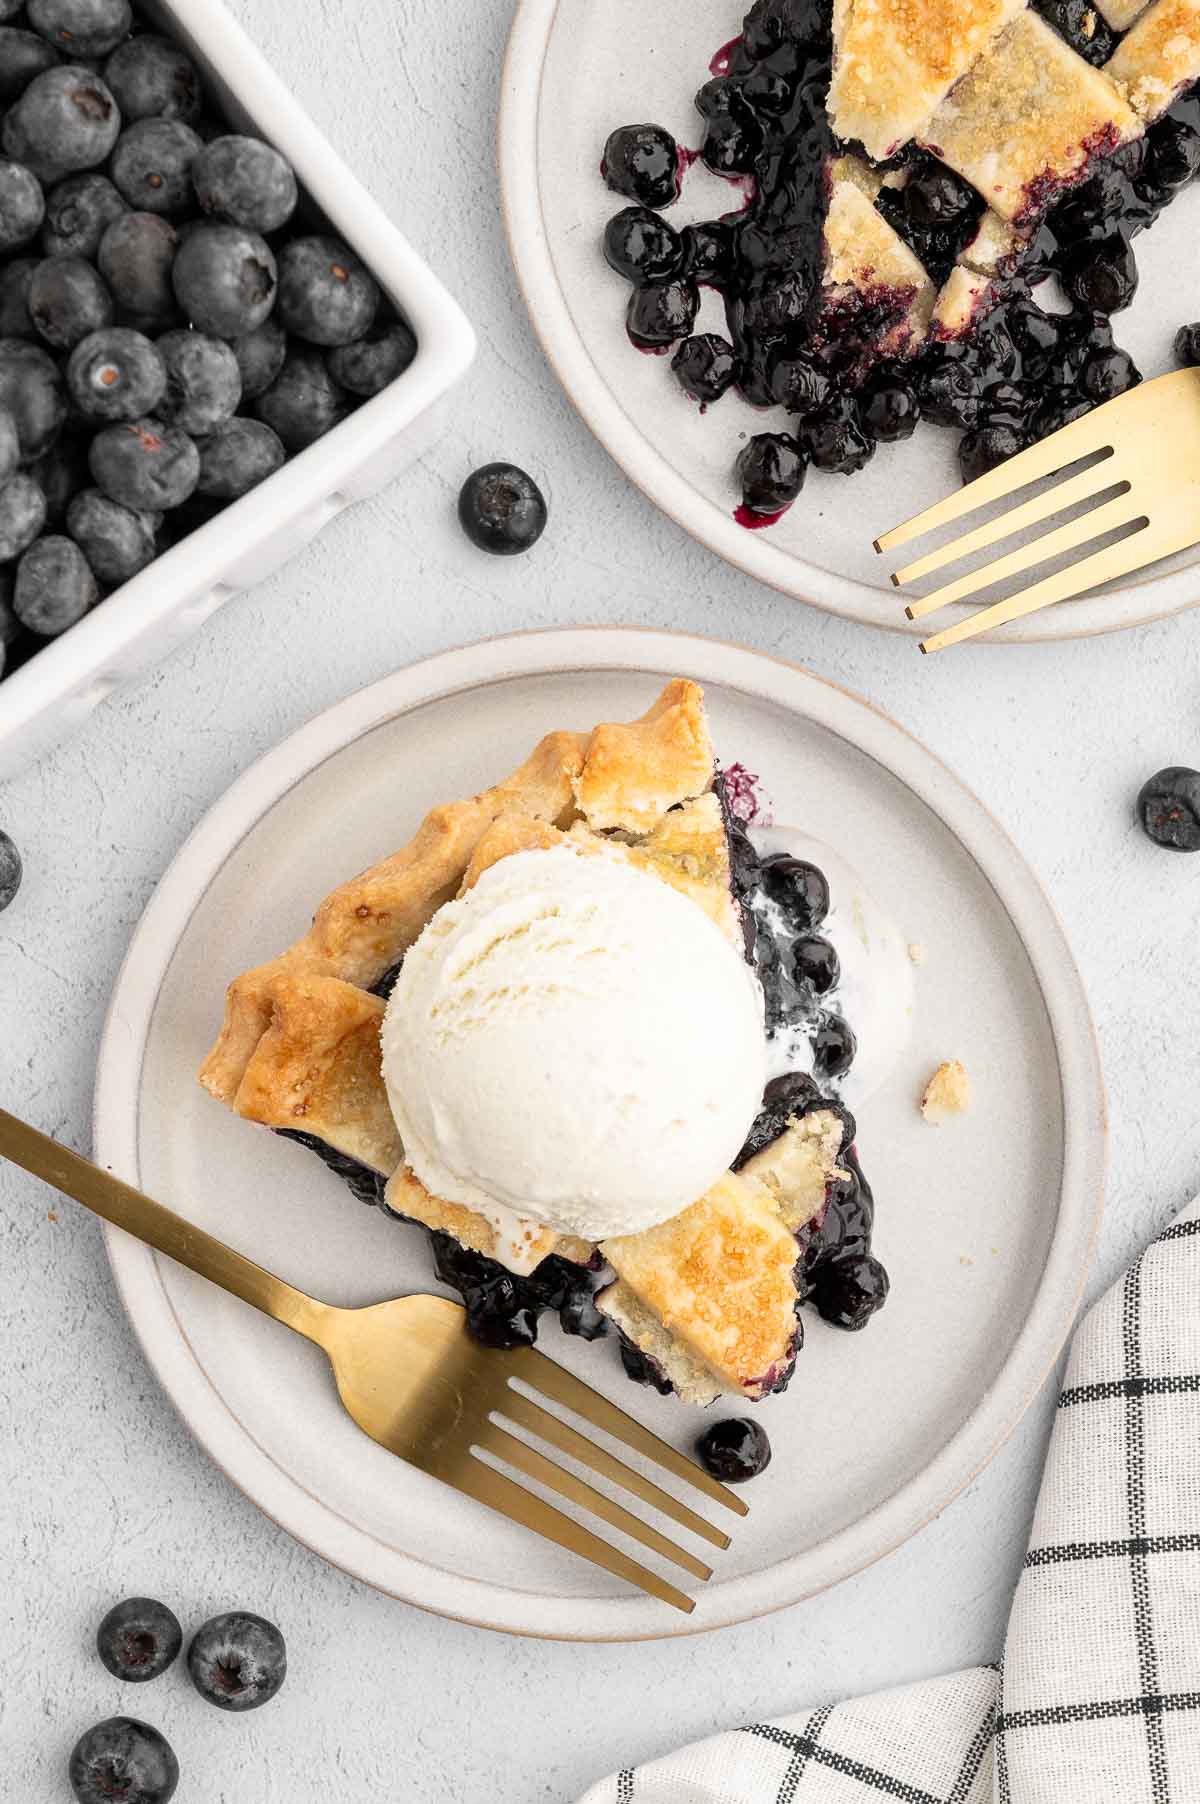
[2,0,1199,1797]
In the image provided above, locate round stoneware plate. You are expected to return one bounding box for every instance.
[500,0,1200,641]
[94,630,1105,1640]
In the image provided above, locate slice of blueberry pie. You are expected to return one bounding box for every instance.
[199,681,897,1405]
[601,0,1200,513]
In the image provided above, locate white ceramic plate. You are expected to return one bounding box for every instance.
[500,0,1200,641]
[94,629,1105,1640]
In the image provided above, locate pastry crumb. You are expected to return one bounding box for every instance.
[959,1254,974,1267]
[907,942,926,965]
[47,1210,57,1222]
[921,1060,972,1123]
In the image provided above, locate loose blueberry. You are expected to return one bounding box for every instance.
[695,1417,772,1483]
[69,1717,178,1804]
[96,1597,183,1683]
[195,416,284,498]
[625,277,698,350]
[41,171,126,258]
[191,133,297,233]
[959,422,1024,485]
[861,377,920,442]
[768,351,831,416]
[603,205,683,284]
[457,461,547,556]
[0,472,48,558]
[0,30,60,106]
[172,221,276,337]
[679,219,733,288]
[602,123,681,209]
[1145,115,1200,192]
[0,338,67,461]
[14,532,96,632]
[814,1253,890,1329]
[254,346,347,450]
[230,316,286,400]
[0,159,46,251]
[111,118,203,216]
[67,326,167,421]
[0,259,39,338]
[1176,322,1200,368]
[0,829,22,911]
[760,854,829,929]
[155,329,240,433]
[326,319,417,397]
[29,254,113,350]
[1066,236,1138,314]
[67,487,157,582]
[792,934,839,994]
[276,234,378,347]
[800,396,873,474]
[813,1012,857,1082]
[27,0,132,59]
[0,406,18,488]
[103,34,201,123]
[1137,766,1200,852]
[187,1611,286,1712]
[1081,345,1139,404]
[89,416,199,510]
[672,332,736,403]
[98,210,178,328]
[2,66,121,184]
[736,431,805,515]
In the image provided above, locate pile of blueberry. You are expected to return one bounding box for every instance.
[69,1597,286,1803]
[0,0,417,685]
[600,0,1200,522]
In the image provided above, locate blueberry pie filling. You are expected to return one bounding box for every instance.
[600,0,1200,516]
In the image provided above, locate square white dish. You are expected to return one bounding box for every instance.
[0,0,475,781]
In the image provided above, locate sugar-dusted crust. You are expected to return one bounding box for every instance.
[829,0,1028,161]
[921,1059,973,1121]
[1096,0,1153,27]
[742,1110,849,1231]
[921,11,1138,222]
[931,211,1028,337]
[822,173,937,355]
[573,677,714,833]
[1108,0,1200,121]
[384,1164,595,1269]
[585,791,740,947]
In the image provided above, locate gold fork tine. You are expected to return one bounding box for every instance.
[904,490,1146,621]
[497,1385,732,1550]
[513,1346,749,1517]
[454,1455,697,1613]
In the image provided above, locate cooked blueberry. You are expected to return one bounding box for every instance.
[172,221,276,337]
[195,415,284,498]
[769,351,830,416]
[191,133,297,233]
[230,315,285,399]
[700,106,761,178]
[31,430,88,522]
[734,1071,826,1169]
[96,1597,183,1683]
[903,165,977,226]
[1176,322,1200,368]
[742,0,826,55]
[813,1012,857,1082]
[0,473,47,559]
[67,326,166,421]
[672,332,735,404]
[67,487,156,582]
[2,66,120,184]
[695,1417,772,1483]
[89,416,199,510]
[1007,298,1060,367]
[602,123,681,209]
[1035,393,1093,439]
[187,1610,286,1712]
[1137,766,1200,852]
[326,319,417,396]
[457,461,547,556]
[0,339,67,460]
[625,277,698,350]
[814,1253,889,1329]
[761,854,829,928]
[0,159,46,251]
[14,532,96,631]
[1081,345,1139,404]
[801,397,873,474]
[1033,0,1116,61]
[1145,115,1200,192]
[254,346,347,450]
[69,1717,178,1804]
[29,255,113,350]
[98,210,178,328]
[861,377,920,442]
[792,934,839,994]
[0,259,39,338]
[103,34,201,123]
[156,329,240,433]
[1066,237,1138,314]
[0,406,17,489]
[618,1333,674,1394]
[918,358,981,429]
[0,29,60,105]
[959,422,1024,485]
[559,1286,609,1340]
[603,205,682,284]
[111,118,202,215]
[276,233,377,347]
[736,431,805,515]
[0,829,21,911]
[740,270,811,338]
[27,0,131,58]
[41,171,125,258]
[679,220,733,287]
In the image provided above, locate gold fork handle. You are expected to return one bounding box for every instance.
[0,1106,329,1343]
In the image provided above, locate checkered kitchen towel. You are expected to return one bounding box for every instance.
[580,1200,1200,1804]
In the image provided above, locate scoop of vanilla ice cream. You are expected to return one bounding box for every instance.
[381,845,766,1250]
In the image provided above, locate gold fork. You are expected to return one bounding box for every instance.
[877,367,1200,652]
[0,1107,745,1613]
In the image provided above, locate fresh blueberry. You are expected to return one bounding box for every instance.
[457,462,547,555]
[0,159,46,251]
[195,415,284,498]
[67,487,157,582]
[29,254,114,350]
[602,123,681,209]
[229,316,285,399]
[30,430,88,522]
[326,319,417,396]
[792,934,839,994]
[603,205,683,284]
[172,220,276,337]
[625,277,698,350]
[0,258,39,338]
[96,1597,183,1683]
[276,234,378,347]
[67,326,167,421]
[958,421,1024,484]
[0,406,18,488]
[191,133,297,233]
[672,332,736,403]
[1066,236,1138,314]
[736,431,805,515]
[1081,345,1139,404]
[813,1012,857,1082]
[0,472,49,559]
[861,377,920,442]
[0,29,60,105]
[14,532,96,631]
[695,1417,772,1483]
[2,66,121,184]
[814,1253,890,1329]
[98,210,178,328]
[1137,766,1200,852]
[187,1611,286,1712]
[0,829,21,911]
[89,416,198,510]
[111,118,203,215]
[761,854,829,929]
[41,171,126,258]
[800,396,873,474]
[155,329,240,433]
[1176,322,1200,368]
[253,346,347,450]
[69,1717,178,1804]
[27,0,132,58]
[768,351,831,416]
[0,338,67,461]
[102,34,201,123]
